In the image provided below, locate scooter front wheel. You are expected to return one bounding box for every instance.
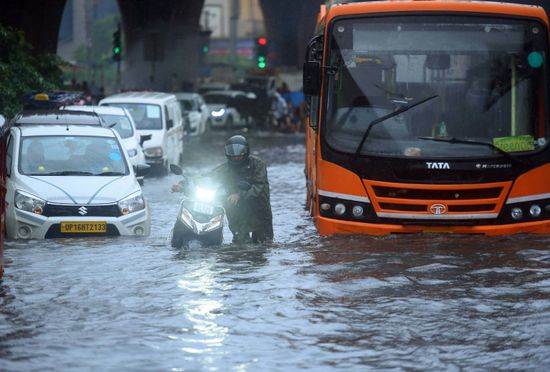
[170,222,187,248]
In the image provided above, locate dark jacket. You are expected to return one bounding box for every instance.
[209,155,273,241]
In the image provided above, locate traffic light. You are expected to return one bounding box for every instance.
[199,30,212,56]
[112,26,122,61]
[255,37,268,69]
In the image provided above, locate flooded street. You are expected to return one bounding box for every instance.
[1,130,550,371]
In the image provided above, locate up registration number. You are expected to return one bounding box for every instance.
[60,222,107,233]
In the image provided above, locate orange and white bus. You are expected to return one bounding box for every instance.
[303,0,550,235]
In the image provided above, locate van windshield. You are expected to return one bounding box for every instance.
[105,103,163,130]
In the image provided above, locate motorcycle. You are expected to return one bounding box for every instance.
[170,164,226,247]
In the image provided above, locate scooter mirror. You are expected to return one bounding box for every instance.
[170,164,183,175]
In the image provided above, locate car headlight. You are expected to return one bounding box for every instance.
[15,190,46,214]
[211,109,225,118]
[127,148,138,158]
[144,147,163,157]
[118,192,146,215]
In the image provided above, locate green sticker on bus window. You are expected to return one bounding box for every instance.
[493,135,535,152]
[528,51,544,68]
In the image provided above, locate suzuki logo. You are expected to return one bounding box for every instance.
[78,206,88,215]
[426,162,450,169]
[429,203,447,215]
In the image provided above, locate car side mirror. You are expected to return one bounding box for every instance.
[133,163,151,177]
[167,119,174,129]
[140,134,152,147]
[303,61,321,96]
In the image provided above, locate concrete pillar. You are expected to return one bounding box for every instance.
[118,0,205,91]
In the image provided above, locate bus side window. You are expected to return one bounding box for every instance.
[308,96,320,130]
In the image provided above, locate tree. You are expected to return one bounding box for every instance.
[0,24,64,119]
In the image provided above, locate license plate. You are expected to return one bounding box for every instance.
[60,222,107,233]
[192,202,214,215]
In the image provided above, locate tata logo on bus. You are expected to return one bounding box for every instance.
[426,162,450,169]
[429,203,447,215]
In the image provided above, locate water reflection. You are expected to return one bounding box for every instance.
[1,131,549,370]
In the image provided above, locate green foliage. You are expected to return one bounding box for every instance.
[0,24,65,119]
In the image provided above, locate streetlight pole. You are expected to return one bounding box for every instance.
[230,0,240,67]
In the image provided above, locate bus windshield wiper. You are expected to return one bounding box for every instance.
[417,136,526,165]
[353,95,438,159]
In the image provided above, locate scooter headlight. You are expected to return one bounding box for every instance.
[203,214,223,232]
[118,192,146,215]
[179,206,195,228]
[15,190,46,214]
[195,187,216,202]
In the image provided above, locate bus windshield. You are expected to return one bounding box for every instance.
[325,15,548,158]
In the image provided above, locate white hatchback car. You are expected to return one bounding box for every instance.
[63,105,148,184]
[4,121,151,239]
[175,93,209,136]
[203,90,253,129]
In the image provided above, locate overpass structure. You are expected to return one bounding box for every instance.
[0,0,323,90]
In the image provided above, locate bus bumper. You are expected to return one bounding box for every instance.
[315,216,550,236]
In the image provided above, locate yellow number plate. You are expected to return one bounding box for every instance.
[60,222,107,233]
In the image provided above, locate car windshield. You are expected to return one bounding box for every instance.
[100,114,134,138]
[325,15,548,158]
[104,103,163,130]
[204,94,231,105]
[19,135,129,176]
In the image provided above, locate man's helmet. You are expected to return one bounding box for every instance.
[225,135,249,167]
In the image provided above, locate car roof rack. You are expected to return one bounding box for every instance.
[13,109,104,127]
[22,91,85,110]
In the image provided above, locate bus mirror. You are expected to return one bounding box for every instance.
[303,61,321,96]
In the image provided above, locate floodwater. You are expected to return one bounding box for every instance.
[1,130,549,371]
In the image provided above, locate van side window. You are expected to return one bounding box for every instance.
[165,106,174,129]
[172,102,182,127]
[6,135,13,177]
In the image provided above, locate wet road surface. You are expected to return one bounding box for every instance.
[1,130,550,371]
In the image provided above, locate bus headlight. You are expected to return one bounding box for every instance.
[334,203,346,216]
[529,204,542,217]
[352,205,364,217]
[511,207,523,220]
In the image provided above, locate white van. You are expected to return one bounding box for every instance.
[100,92,184,175]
